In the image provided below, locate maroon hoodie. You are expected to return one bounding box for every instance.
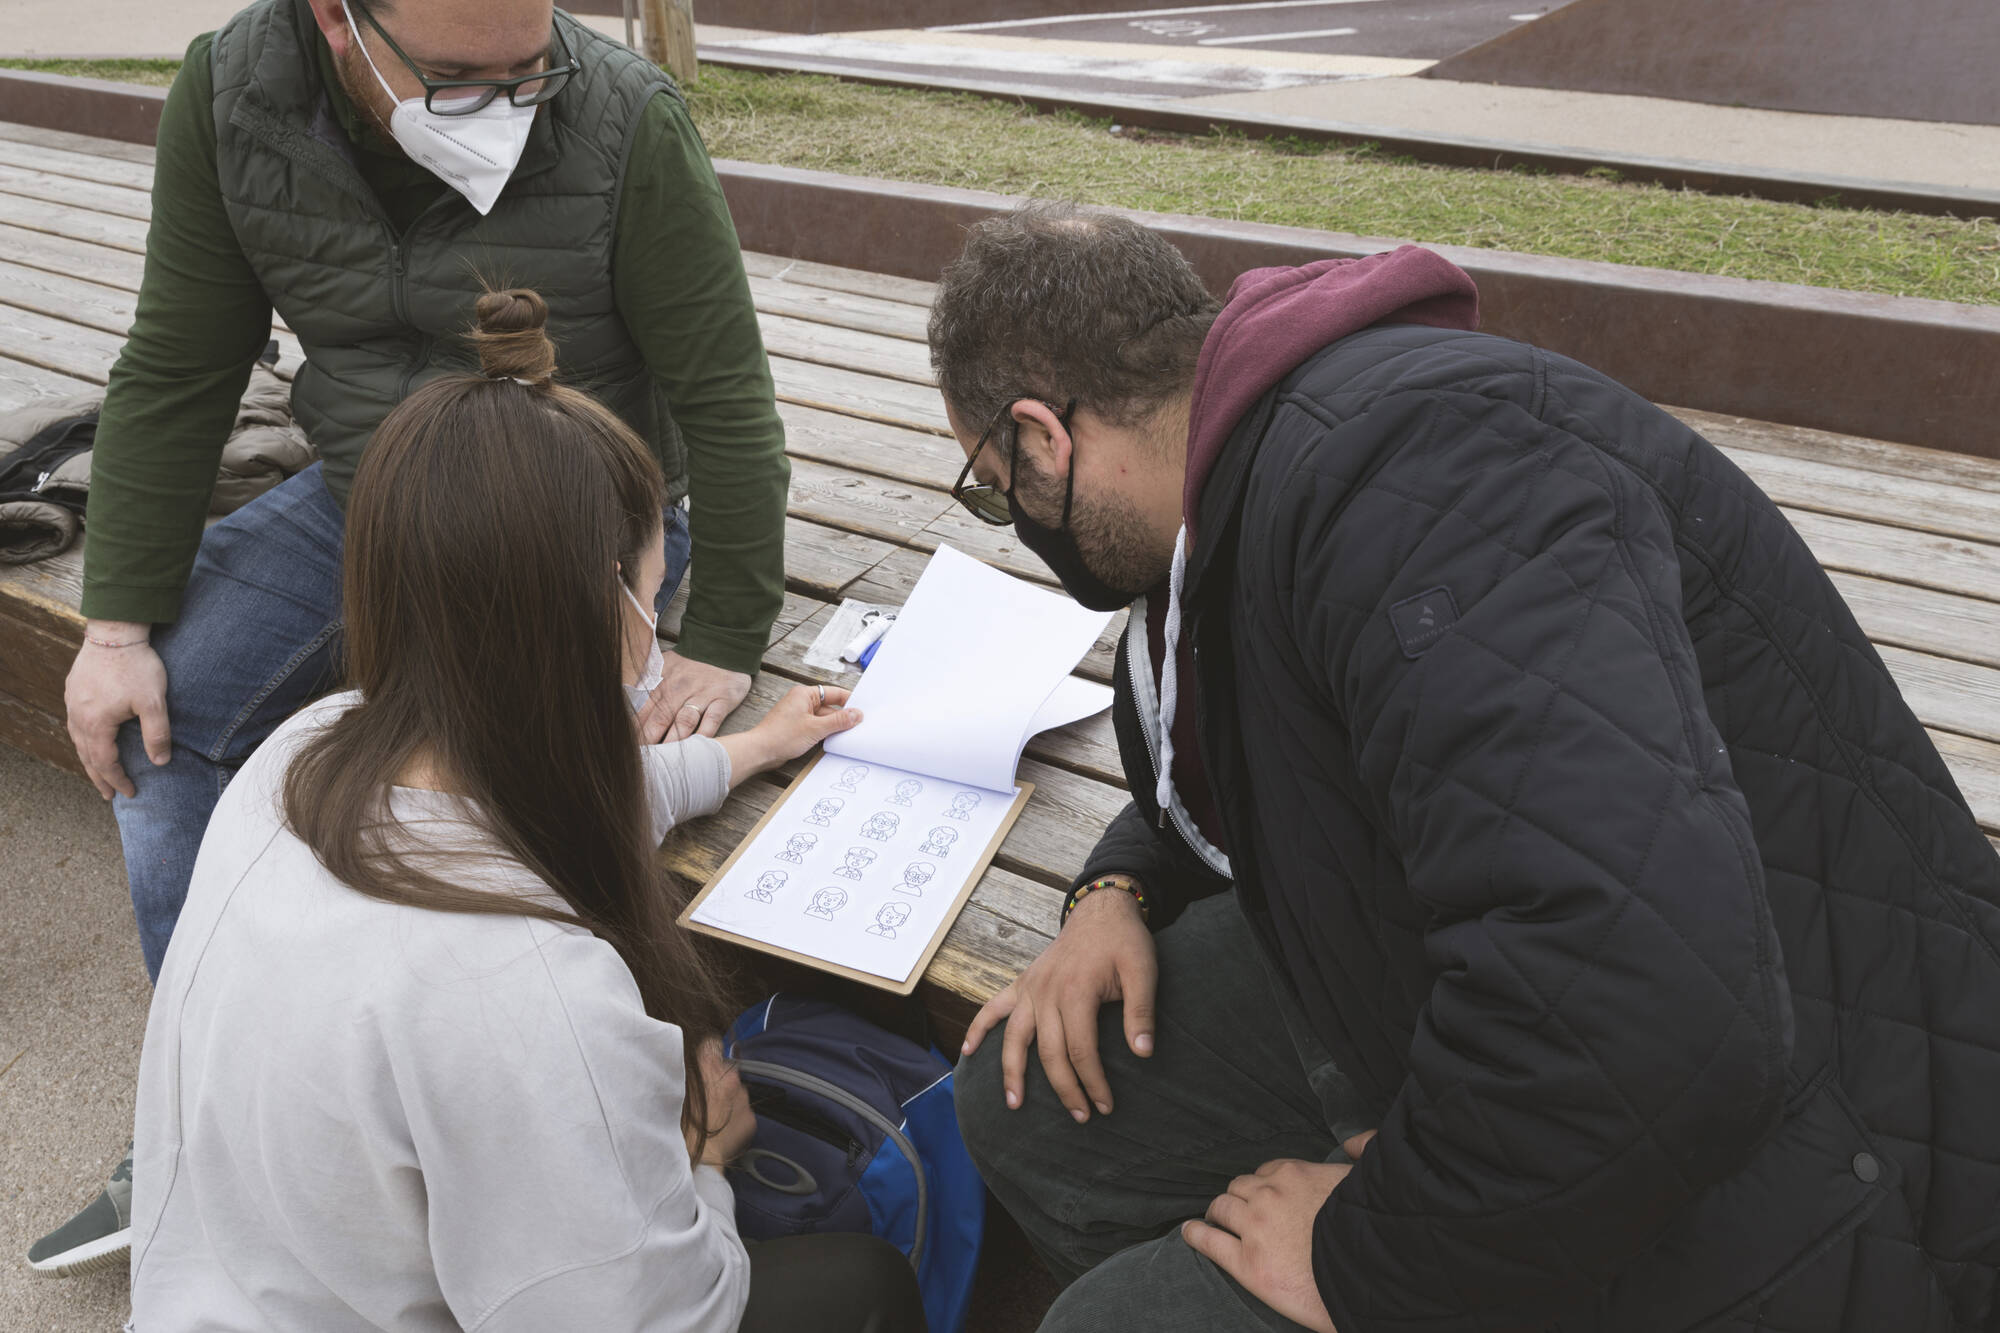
[1145,247,1480,850]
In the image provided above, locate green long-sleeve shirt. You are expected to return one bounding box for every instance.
[82,32,787,676]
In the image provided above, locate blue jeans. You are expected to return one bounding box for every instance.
[114,462,692,980]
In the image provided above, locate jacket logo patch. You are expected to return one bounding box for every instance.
[1389,586,1459,659]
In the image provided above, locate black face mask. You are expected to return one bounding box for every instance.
[1008,449,1142,613]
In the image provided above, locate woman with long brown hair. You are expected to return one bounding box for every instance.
[125,292,926,1332]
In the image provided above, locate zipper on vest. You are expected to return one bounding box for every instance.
[386,233,408,324]
[387,194,457,399]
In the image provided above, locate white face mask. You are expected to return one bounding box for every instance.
[622,581,665,713]
[339,0,536,215]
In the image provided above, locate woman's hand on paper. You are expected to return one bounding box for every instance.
[688,1038,758,1169]
[960,884,1157,1125]
[718,685,861,784]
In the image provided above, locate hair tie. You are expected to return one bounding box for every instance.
[486,372,537,388]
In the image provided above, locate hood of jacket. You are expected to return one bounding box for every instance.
[1182,245,1480,539]
[1143,246,1479,831]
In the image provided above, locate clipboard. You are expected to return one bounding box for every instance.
[679,753,1034,995]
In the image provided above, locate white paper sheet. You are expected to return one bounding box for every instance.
[825,545,1113,792]
[1028,676,1115,738]
[689,757,1015,984]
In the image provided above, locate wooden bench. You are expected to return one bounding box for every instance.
[2,119,1998,1041]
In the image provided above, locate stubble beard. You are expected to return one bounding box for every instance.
[1014,453,1174,601]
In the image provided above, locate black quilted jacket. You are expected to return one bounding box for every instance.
[1080,324,2000,1331]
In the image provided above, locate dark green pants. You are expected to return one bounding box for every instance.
[741,1232,926,1333]
[954,894,1374,1333]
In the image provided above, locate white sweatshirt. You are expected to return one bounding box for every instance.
[128,691,746,1332]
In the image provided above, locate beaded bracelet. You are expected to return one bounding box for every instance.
[1062,874,1149,928]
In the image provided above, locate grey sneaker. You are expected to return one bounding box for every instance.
[27,1143,132,1278]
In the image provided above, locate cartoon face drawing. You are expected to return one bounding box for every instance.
[860,811,901,842]
[896,862,935,896]
[805,887,848,920]
[944,791,982,820]
[889,779,923,808]
[834,847,877,880]
[918,826,959,857]
[806,797,844,827]
[866,901,912,938]
[833,764,870,793]
[777,832,818,864]
[747,869,788,903]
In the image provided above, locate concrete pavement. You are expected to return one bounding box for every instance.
[0,742,148,1332]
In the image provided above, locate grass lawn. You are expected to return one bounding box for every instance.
[7,58,1996,306]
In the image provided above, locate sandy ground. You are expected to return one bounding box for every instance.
[0,743,149,1332]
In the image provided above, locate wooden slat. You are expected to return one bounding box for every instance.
[0,351,91,408]
[0,546,85,632]
[1828,571,2000,669]
[779,401,964,491]
[0,120,156,166]
[0,296,129,383]
[0,295,302,383]
[1879,646,2000,747]
[1727,442,2000,548]
[0,162,151,222]
[0,219,145,288]
[741,251,936,308]
[757,311,935,387]
[772,514,895,600]
[786,455,955,548]
[770,354,949,435]
[747,274,929,343]
[1675,406,2000,497]
[1784,506,2000,605]
[0,255,136,338]
[0,134,157,192]
[1932,731,2000,834]
[0,189,148,253]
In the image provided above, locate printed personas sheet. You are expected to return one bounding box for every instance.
[681,544,1110,991]
[685,754,1026,988]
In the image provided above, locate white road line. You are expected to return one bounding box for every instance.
[715,34,1347,92]
[1197,25,1359,45]
[937,0,1387,34]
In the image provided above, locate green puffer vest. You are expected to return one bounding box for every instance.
[208,0,684,505]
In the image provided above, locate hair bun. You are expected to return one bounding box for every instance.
[472,288,557,388]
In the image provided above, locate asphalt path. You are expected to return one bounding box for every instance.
[935,0,1567,60]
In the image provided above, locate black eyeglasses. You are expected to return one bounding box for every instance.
[950,397,1077,526]
[351,0,579,116]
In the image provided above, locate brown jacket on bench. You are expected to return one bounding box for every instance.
[0,361,314,565]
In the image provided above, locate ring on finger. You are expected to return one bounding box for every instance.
[815,684,826,709]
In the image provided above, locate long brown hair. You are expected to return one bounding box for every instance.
[283,288,731,1152]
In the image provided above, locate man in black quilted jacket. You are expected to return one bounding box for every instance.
[938,202,2000,1333]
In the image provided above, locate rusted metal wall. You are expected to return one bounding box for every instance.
[1427,0,2000,127]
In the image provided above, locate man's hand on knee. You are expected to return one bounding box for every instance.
[643,652,751,742]
[1182,1133,1375,1333]
[960,885,1157,1124]
[65,622,171,801]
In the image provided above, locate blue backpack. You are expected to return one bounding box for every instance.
[723,996,985,1333]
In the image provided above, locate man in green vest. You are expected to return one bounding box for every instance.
[34,0,787,1277]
